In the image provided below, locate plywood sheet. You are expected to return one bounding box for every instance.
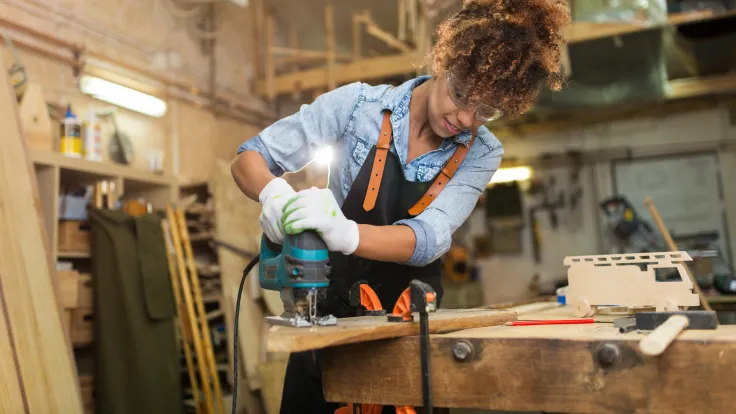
[266,309,517,353]
[0,52,82,413]
[211,159,265,392]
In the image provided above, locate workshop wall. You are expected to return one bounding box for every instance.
[470,106,736,304]
[1,0,262,181]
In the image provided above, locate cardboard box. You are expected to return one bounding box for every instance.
[70,307,93,346]
[78,374,94,414]
[58,220,90,253]
[57,270,79,309]
[77,274,93,308]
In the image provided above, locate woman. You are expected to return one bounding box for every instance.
[232,0,571,412]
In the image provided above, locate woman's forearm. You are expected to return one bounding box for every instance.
[353,224,416,263]
[231,151,276,202]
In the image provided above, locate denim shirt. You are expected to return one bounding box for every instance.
[237,75,504,266]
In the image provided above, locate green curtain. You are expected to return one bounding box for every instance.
[88,208,182,414]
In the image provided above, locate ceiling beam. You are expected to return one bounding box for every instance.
[254,52,422,96]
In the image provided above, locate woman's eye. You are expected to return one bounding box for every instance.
[454,91,465,100]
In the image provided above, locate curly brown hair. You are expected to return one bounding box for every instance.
[430,0,571,118]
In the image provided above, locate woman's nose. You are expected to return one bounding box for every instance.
[457,110,475,128]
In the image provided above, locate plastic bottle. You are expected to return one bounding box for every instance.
[60,105,82,158]
[83,109,103,161]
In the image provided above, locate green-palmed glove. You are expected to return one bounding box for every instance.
[258,177,297,244]
[281,188,359,255]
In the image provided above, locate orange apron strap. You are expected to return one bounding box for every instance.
[363,111,394,211]
[408,126,478,216]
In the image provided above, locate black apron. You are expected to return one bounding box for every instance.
[279,110,444,414]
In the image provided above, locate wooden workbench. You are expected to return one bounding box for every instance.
[322,302,736,413]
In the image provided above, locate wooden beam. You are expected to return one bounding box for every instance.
[248,0,262,79]
[324,328,736,412]
[352,12,362,60]
[265,309,516,353]
[562,9,721,44]
[397,0,407,41]
[255,52,421,95]
[668,73,736,99]
[323,306,736,412]
[270,47,351,61]
[0,51,83,414]
[362,13,412,54]
[492,74,736,139]
[265,14,275,101]
[325,4,336,91]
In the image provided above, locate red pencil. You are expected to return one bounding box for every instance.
[505,318,595,326]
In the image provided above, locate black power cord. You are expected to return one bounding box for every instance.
[231,254,260,414]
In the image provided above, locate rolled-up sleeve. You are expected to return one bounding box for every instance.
[395,139,504,266]
[237,82,363,176]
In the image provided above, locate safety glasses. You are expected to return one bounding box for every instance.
[445,71,504,122]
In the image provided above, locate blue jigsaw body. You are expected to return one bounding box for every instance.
[257,231,336,327]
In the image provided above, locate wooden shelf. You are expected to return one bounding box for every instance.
[31,149,176,187]
[58,251,91,259]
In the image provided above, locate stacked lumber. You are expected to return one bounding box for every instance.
[0,53,83,413]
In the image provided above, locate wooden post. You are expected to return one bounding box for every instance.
[326,4,336,91]
[398,0,407,41]
[352,12,362,60]
[265,13,276,101]
[644,197,712,311]
[249,0,262,80]
[408,0,417,43]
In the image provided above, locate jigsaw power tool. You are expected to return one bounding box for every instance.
[258,230,337,327]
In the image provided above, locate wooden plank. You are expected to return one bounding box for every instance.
[257,359,289,414]
[324,326,736,412]
[165,207,215,414]
[255,52,420,95]
[0,51,82,414]
[323,305,736,412]
[175,207,225,414]
[325,4,336,91]
[19,83,53,151]
[0,280,27,413]
[161,219,202,414]
[210,160,265,392]
[266,309,516,353]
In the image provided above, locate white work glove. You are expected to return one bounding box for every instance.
[281,188,360,255]
[258,177,296,244]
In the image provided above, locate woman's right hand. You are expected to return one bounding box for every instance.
[258,177,296,244]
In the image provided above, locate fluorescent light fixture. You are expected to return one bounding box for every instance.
[79,75,167,118]
[314,147,333,166]
[489,166,532,185]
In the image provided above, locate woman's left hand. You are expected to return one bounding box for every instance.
[281,188,360,255]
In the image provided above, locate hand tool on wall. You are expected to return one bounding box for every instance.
[636,310,718,356]
[644,197,712,311]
